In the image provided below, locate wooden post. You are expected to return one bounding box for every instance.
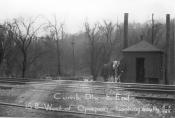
[123,13,128,49]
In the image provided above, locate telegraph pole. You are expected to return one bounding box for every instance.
[152,13,154,44]
[72,38,75,76]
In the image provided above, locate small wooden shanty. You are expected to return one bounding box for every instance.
[121,40,164,84]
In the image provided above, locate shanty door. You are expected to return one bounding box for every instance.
[136,58,145,83]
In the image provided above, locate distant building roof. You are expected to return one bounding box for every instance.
[122,40,163,52]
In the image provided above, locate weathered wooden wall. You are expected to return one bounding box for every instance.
[122,52,163,84]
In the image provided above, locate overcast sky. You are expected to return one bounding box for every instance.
[0,0,175,33]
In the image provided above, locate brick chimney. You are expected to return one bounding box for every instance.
[123,13,128,49]
[165,14,174,85]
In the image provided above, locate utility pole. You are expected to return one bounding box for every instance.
[56,32,61,76]
[152,13,154,44]
[72,38,75,76]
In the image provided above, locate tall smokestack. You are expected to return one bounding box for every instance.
[165,14,173,84]
[173,19,175,85]
[123,13,128,49]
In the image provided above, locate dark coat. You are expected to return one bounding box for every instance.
[100,60,126,82]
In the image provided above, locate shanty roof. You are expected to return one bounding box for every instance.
[122,40,163,52]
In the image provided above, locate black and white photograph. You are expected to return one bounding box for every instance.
[0,0,174,118]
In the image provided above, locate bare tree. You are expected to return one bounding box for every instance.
[0,22,19,76]
[84,21,119,81]
[84,22,101,80]
[99,21,116,63]
[46,16,65,76]
[0,24,9,65]
[141,21,164,45]
[11,17,43,77]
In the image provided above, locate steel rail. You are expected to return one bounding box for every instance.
[0,85,175,101]
[0,79,175,92]
[0,82,175,94]
[0,78,175,88]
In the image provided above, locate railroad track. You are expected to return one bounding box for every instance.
[0,80,175,101]
[0,79,51,84]
[0,77,175,87]
[0,79,175,92]
[1,78,175,87]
